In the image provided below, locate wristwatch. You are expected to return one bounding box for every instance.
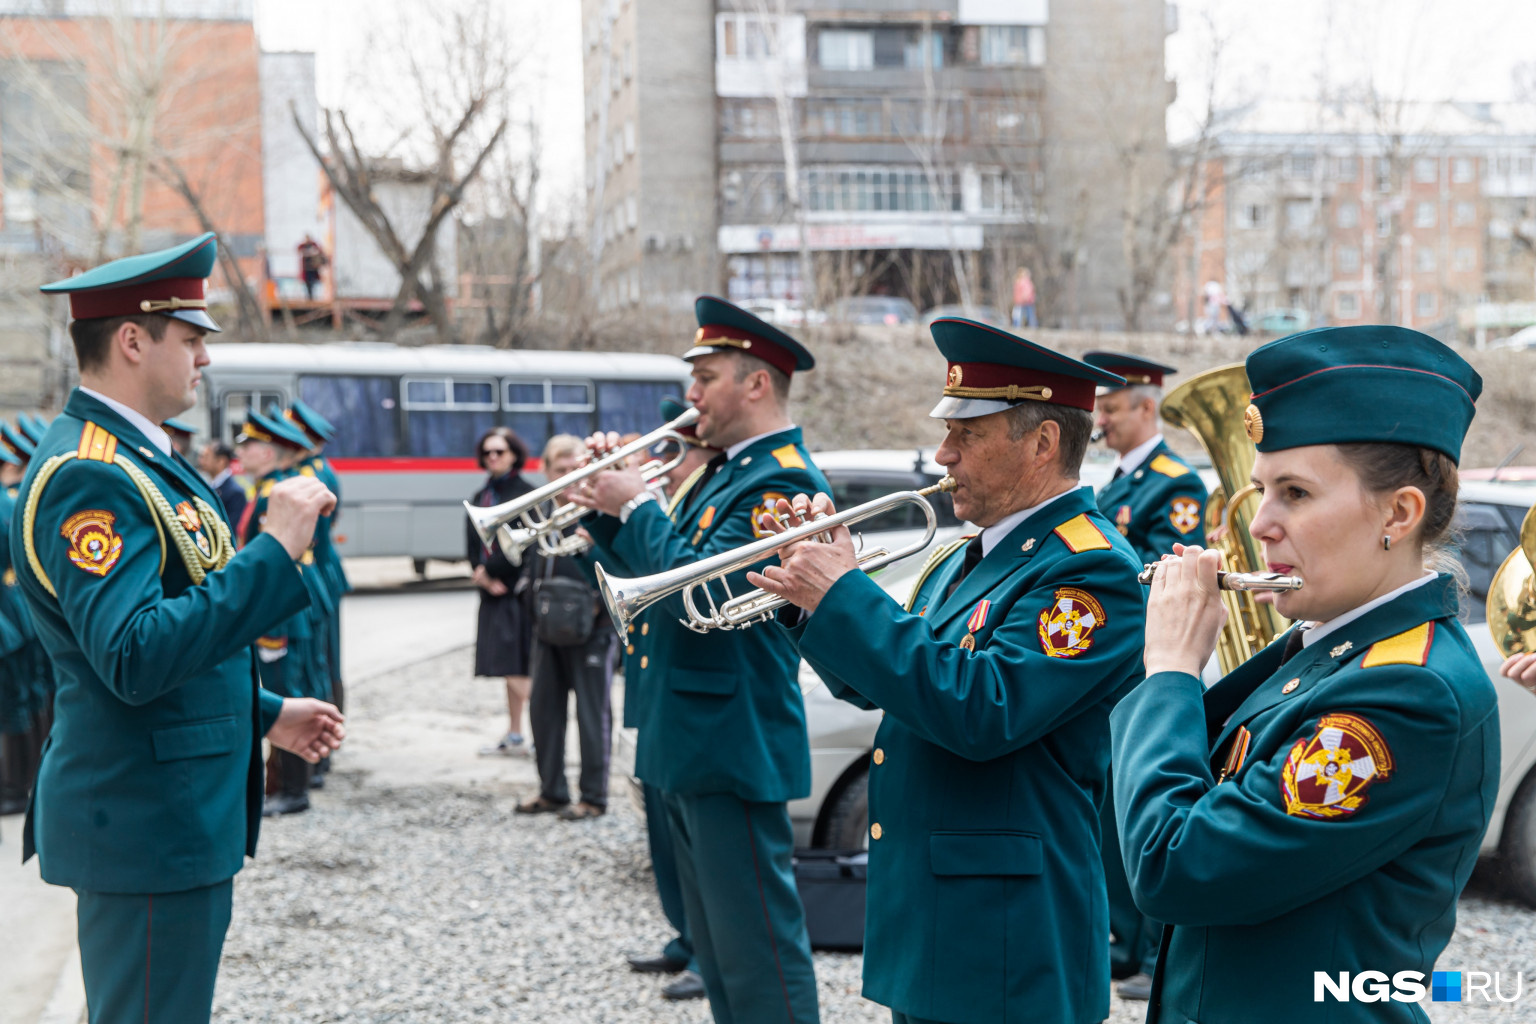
[619,489,658,524]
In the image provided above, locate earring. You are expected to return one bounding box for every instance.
[1382,534,1391,551]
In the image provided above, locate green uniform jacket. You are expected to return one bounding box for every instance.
[1111,574,1499,1023]
[11,390,310,894]
[585,428,827,802]
[785,487,1145,1024]
[1094,439,1208,564]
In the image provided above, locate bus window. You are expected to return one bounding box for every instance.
[596,380,685,436]
[222,390,285,440]
[298,375,401,458]
[403,375,499,457]
[504,379,599,456]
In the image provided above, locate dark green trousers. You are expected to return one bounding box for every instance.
[75,878,233,1024]
[1102,768,1161,977]
[644,781,697,971]
[662,790,818,1024]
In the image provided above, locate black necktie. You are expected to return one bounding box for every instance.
[681,452,728,516]
[944,535,986,601]
[1111,466,1126,482]
[1279,626,1309,663]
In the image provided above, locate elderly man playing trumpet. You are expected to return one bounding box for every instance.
[748,319,1146,1024]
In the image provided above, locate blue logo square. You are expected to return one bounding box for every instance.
[1431,971,1461,1002]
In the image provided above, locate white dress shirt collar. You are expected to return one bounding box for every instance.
[210,467,233,489]
[978,484,1079,557]
[78,387,172,456]
[1114,433,1164,477]
[727,425,796,462]
[1301,572,1438,648]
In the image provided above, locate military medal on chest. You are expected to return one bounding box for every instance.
[960,598,991,651]
[175,500,213,560]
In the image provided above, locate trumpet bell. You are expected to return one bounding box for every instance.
[1488,504,1536,657]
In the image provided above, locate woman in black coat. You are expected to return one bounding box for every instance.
[467,426,535,756]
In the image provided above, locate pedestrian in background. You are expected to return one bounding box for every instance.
[468,426,535,757]
[516,434,616,821]
[198,439,247,527]
[1011,266,1038,328]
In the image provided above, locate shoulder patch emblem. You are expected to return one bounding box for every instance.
[62,509,124,576]
[1280,712,1395,819]
[1361,622,1434,668]
[751,492,788,539]
[1054,514,1111,553]
[1037,587,1105,658]
[1149,454,1191,478]
[1169,496,1202,535]
[770,444,807,470]
[76,422,119,462]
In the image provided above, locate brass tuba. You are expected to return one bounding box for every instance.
[1488,503,1536,656]
[1160,362,1291,674]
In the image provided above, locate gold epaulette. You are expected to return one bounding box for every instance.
[1054,514,1112,553]
[770,444,807,470]
[1360,622,1434,668]
[904,535,973,612]
[1149,454,1192,478]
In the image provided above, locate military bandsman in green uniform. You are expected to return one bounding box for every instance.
[1113,326,1501,1023]
[12,233,345,1024]
[1080,351,1208,998]
[572,297,826,1024]
[0,420,53,818]
[751,319,1146,1024]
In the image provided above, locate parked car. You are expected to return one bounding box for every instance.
[740,298,826,329]
[828,296,918,326]
[1489,324,1536,351]
[1252,308,1312,333]
[920,304,1006,329]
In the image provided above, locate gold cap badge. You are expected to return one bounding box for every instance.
[947,364,963,388]
[1244,404,1264,443]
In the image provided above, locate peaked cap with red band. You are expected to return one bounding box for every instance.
[235,410,309,451]
[41,232,221,332]
[1243,325,1480,462]
[683,295,814,377]
[928,318,1125,419]
[1082,351,1178,390]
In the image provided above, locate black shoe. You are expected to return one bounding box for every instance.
[263,791,311,816]
[627,953,688,974]
[1118,972,1153,1001]
[661,971,706,1001]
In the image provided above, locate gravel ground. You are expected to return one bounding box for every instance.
[214,643,1536,1023]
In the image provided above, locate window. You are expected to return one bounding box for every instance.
[503,379,598,455]
[804,97,885,138]
[1284,199,1315,229]
[1414,157,1438,183]
[827,472,961,532]
[1332,156,1358,182]
[221,390,286,442]
[719,13,783,60]
[1453,502,1519,610]
[1520,156,1535,177]
[1416,291,1438,317]
[1453,157,1474,183]
[978,169,1024,216]
[1414,201,1437,228]
[1453,200,1476,227]
[1375,157,1393,192]
[804,166,961,214]
[401,377,499,457]
[1336,245,1361,273]
[626,195,638,230]
[1335,291,1361,318]
[595,380,686,438]
[977,25,1044,66]
[722,99,783,139]
[1286,154,1315,180]
[1235,203,1268,230]
[818,29,873,70]
[1453,246,1476,271]
[971,97,1039,141]
[296,376,399,459]
[1377,207,1392,237]
[623,119,636,156]
[1336,202,1359,229]
[1415,246,1437,273]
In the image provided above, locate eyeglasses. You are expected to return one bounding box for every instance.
[482,447,511,458]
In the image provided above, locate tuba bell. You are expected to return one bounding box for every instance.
[1160,362,1291,674]
[1488,503,1536,656]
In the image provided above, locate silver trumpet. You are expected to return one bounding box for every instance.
[1137,563,1303,591]
[597,477,958,636]
[464,407,700,556]
[495,461,671,566]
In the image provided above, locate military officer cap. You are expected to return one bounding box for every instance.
[1082,352,1178,392]
[928,318,1125,420]
[285,400,335,445]
[162,417,196,437]
[1243,325,1481,463]
[235,410,310,450]
[17,413,48,444]
[1,422,36,462]
[40,232,222,332]
[683,296,814,377]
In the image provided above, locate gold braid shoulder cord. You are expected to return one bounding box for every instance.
[24,452,236,598]
[903,535,973,613]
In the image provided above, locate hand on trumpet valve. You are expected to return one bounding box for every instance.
[565,459,647,518]
[1501,651,1536,695]
[1142,544,1230,679]
[744,492,859,614]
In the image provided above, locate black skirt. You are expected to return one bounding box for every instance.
[475,589,532,677]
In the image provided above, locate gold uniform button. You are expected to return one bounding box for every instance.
[870,823,882,841]
[1281,678,1299,694]
[641,623,649,636]
[640,656,649,669]
[872,748,885,765]
[628,624,635,635]
[626,644,635,656]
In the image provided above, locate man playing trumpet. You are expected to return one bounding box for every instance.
[748,319,1145,1024]
[569,297,827,1024]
